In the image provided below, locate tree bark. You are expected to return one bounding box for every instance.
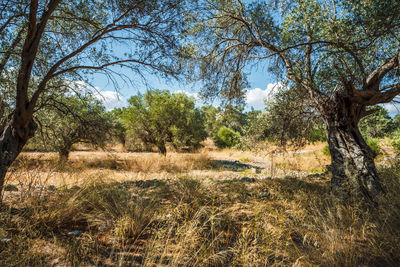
[325,97,385,203]
[157,143,167,156]
[0,115,37,196]
[58,148,70,162]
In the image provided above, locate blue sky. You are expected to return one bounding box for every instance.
[90,61,279,111]
[90,65,400,116]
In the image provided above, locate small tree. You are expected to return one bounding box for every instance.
[262,86,323,146]
[201,104,247,137]
[32,95,113,160]
[122,90,207,155]
[109,108,127,147]
[359,106,396,138]
[201,105,220,137]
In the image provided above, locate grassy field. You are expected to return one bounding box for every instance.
[1,143,400,266]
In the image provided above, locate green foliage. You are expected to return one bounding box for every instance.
[262,86,325,146]
[121,90,207,154]
[213,126,240,148]
[323,144,330,156]
[307,125,327,143]
[29,94,113,159]
[394,114,400,129]
[201,105,219,137]
[392,130,400,153]
[217,105,248,134]
[359,106,396,138]
[108,108,127,146]
[201,104,247,137]
[240,111,269,149]
[365,137,381,157]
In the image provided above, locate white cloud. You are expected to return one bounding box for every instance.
[174,90,200,100]
[94,90,127,111]
[61,80,127,110]
[173,90,205,107]
[245,82,284,108]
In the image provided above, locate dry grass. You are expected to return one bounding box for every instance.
[14,151,213,172]
[4,152,214,188]
[1,144,400,266]
[1,160,400,266]
[209,142,331,175]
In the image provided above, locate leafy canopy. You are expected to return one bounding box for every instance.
[30,94,113,159]
[185,0,400,117]
[121,90,207,154]
[359,106,396,138]
[213,126,240,148]
[0,0,187,131]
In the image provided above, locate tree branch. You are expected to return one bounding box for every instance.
[365,52,399,90]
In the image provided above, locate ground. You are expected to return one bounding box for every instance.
[5,142,331,189]
[0,142,399,266]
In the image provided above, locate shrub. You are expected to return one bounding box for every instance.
[365,137,381,157]
[392,130,400,153]
[213,126,240,148]
[323,143,330,156]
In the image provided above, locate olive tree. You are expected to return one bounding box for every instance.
[359,106,396,138]
[31,95,113,161]
[121,90,207,155]
[0,0,186,195]
[187,0,400,202]
[201,104,247,137]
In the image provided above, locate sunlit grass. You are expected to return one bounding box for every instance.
[1,161,400,266]
[1,143,400,265]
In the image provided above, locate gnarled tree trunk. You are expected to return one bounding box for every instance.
[325,96,384,202]
[0,114,37,195]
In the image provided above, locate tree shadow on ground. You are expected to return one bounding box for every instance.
[211,159,262,172]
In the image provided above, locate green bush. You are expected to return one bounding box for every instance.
[323,143,330,156]
[365,137,381,157]
[392,131,400,153]
[213,126,240,148]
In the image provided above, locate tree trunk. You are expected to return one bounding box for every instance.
[58,148,70,162]
[0,115,37,196]
[326,103,385,203]
[120,134,126,148]
[157,143,167,156]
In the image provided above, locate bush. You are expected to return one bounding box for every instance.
[323,143,330,156]
[213,126,240,148]
[365,137,381,157]
[392,130,400,153]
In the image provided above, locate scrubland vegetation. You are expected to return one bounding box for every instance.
[1,145,400,266]
[1,0,400,266]
[2,104,400,266]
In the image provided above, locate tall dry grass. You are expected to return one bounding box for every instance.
[12,152,213,173]
[1,160,400,266]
